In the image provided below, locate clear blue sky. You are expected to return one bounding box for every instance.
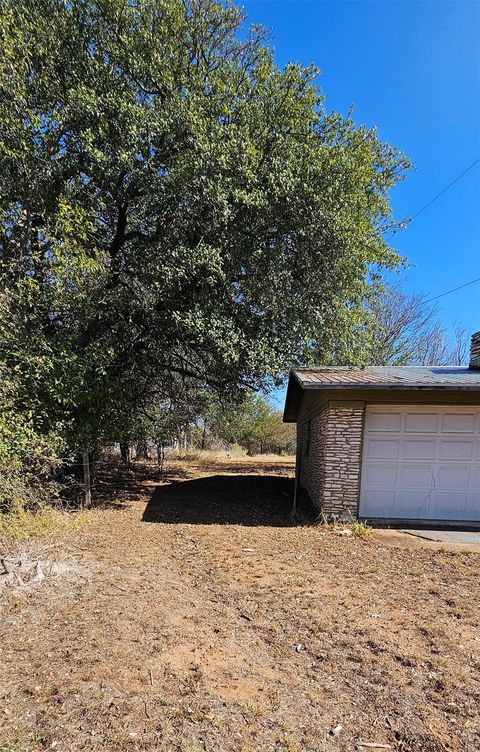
[241,1,480,406]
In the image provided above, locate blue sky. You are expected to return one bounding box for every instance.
[241,1,480,406]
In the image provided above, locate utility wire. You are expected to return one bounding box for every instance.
[382,156,480,304]
[410,156,480,223]
[346,138,480,306]
[385,155,480,241]
[423,276,480,304]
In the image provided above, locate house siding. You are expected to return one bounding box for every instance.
[298,400,365,519]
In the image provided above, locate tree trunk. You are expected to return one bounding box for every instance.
[119,440,130,468]
[156,441,165,476]
[136,440,149,460]
[88,447,97,485]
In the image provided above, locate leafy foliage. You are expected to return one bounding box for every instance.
[0,369,64,511]
[0,0,409,506]
[192,393,295,455]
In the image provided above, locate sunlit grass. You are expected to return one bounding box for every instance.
[0,499,86,547]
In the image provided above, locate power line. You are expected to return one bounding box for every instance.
[386,155,480,240]
[423,275,480,304]
[383,157,480,305]
[409,156,480,223]
[348,141,479,306]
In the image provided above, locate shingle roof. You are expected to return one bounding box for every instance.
[293,366,480,389]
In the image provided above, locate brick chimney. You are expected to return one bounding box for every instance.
[469,331,480,369]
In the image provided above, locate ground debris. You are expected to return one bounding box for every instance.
[0,550,85,601]
[1,555,44,594]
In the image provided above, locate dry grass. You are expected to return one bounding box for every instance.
[0,500,86,551]
[348,520,372,539]
[0,454,478,752]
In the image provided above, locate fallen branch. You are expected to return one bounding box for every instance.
[22,562,44,588]
[0,558,22,586]
[1,557,44,595]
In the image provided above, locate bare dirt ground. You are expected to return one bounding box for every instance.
[1,454,479,752]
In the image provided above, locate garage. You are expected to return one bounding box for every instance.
[283,331,480,524]
[359,405,480,522]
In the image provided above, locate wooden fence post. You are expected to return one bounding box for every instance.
[83,450,91,509]
[292,447,301,518]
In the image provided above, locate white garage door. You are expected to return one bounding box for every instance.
[359,405,480,521]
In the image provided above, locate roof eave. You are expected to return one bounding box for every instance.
[283,371,310,423]
[299,383,480,391]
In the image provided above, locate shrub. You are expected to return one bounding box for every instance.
[349,521,372,539]
[0,376,64,514]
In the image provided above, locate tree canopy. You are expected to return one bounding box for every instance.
[0,0,410,499]
[365,283,470,366]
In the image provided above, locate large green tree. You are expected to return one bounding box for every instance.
[0,0,410,456]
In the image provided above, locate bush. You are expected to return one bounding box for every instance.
[0,376,64,514]
[349,521,372,539]
[0,500,65,542]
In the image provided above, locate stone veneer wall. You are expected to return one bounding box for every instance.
[297,402,365,520]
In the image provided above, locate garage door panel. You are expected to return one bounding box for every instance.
[360,405,480,522]
[435,465,471,488]
[397,465,435,488]
[368,412,402,432]
[365,439,400,459]
[470,465,480,488]
[438,441,473,460]
[404,412,438,433]
[394,491,432,518]
[361,490,395,517]
[466,494,480,520]
[442,413,477,433]
[363,464,397,488]
[432,492,468,518]
[402,440,436,460]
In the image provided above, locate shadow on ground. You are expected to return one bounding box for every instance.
[142,474,295,526]
[93,461,191,509]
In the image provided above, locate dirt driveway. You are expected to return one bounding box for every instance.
[1,455,479,752]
